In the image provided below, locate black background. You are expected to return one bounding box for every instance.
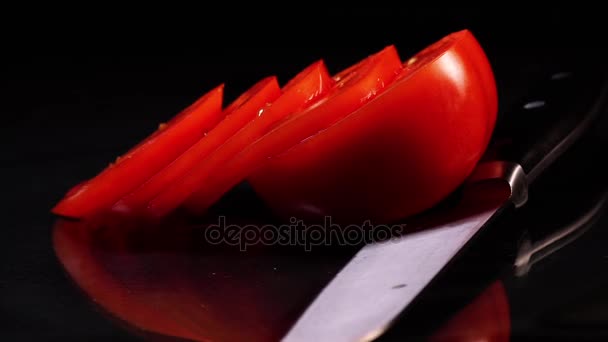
[2,6,608,341]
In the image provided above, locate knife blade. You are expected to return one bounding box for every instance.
[281,69,608,342]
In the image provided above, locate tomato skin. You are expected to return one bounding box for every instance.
[114,76,281,214]
[182,46,403,213]
[249,30,497,223]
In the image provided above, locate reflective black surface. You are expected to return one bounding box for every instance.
[380,128,608,341]
[47,117,608,342]
[3,7,608,341]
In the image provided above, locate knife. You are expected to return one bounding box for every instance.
[428,138,608,341]
[281,69,608,342]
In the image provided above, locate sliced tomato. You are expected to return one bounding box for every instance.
[113,76,281,214]
[248,30,497,223]
[52,85,225,218]
[181,45,403,213]
[144,60,335,218]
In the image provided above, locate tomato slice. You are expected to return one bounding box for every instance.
[113,76,281,214]
[52,85,225,218]
[144,60,335,218]
[249,30,497,223]
[181,45,403,214]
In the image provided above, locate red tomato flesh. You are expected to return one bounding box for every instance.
[52,85,225,218]
[144,60,335,217]
[181,45,404,214]
[113,76,282,214]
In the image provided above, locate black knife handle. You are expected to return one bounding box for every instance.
[493,69,608,184]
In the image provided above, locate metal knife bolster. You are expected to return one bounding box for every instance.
[469,69,608,205]
[489,70,608,184]
[467,161,528,208]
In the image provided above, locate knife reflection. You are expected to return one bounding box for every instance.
[429,188,608,341]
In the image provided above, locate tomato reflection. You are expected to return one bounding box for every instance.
[429,281,510,342]
[53,215,355,341]
[52,179,512,341]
